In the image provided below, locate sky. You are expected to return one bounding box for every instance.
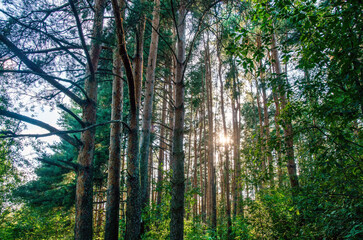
[20,105,61,158]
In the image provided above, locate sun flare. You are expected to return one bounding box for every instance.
[218,133,231,145]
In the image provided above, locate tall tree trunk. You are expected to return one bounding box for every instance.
[148,146,153,204]
[185,95,193,220]
[232,95,238,217]
[271,33,299,189]
[261,81,273,185]
[217,49,231,238]
[202,73,208,223]
[120,140,127,221]
[257,35,273,186]
[157,80,167,207]
[140,0,160,211]
[193,109,199,218]
[74,0,106,239]
[204,36,217,230]
[199,108,204,218]
[269,51,283,187]
[236,94,243,215]
[256,80,266,188]
[170,2,186,239]
[104,45,124,239]
[231,60,243,216]
[111,0,143,238]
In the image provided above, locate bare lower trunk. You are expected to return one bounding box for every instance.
[272,91,283,187]
[271,33,299,189]
[157,81,167,207]
[231,61,243,216]
[104,46,123,240]
[257,36,273,186]
[140,0,160,210]
[170,2,186,239]
[111,0,143,238]
[202,73,207,223]
[232,95,238,216]
[204,36,216,230]
[193,110,198,217]
[256,80,266,188]
[261,82,273,185]
[199,109,204,218]
[218,50,231,238]
[148,146,153,204]
[75,0,106,239]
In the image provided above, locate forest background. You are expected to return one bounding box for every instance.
[0,0,362,239]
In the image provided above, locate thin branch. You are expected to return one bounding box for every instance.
[0,118,131,140]
[84,0,96,12]
[57,103,85,127]
[37,158,75,171]
[0,69,89,99]
[0,109,80,148]
[145,18,177,61]
[170,0,180,41]
[23,46,82,54]
[0,9,86,66]
[152,121,173,131]
[0,33,85,106]
[183,0,222,73]
[69,0,95,81]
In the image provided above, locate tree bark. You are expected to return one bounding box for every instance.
[193,109,199,218]
[74,0,106,239]
[157,80,167,207]
[104,44,124,239]
[269,51,283,187]
[140,0,161,212]
[271,33,299,189]
[230,61,242,216]
[199,107,204,218]
[111,0,143,238]
[261,81,273,185]
[217,48,232,239]
[204,36,216,230]
[170,2,186,238]
[256,80,266,188]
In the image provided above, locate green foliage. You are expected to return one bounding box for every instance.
[246,190,300,239]
[230,216,249,240]
[13,160,76,210]
[227,0,363,239]
[0,206,74,240]
[142,171,171,240]
[0,139,21,228]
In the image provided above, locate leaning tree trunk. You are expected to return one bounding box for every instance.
[74,0,106,239]
[170,2,186,239]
